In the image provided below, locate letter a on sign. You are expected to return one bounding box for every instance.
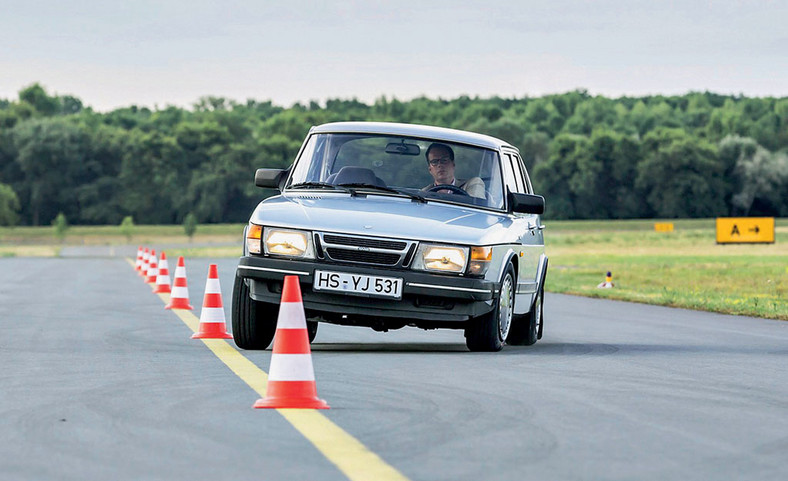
[731,224,740,236]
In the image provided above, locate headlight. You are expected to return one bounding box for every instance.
[412,244,468,274]
[263,227,314,258]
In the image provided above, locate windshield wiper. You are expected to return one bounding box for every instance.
[336,183,427,203]
[289,182,351,193]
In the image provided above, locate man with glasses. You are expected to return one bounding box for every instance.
[423,143,485,198]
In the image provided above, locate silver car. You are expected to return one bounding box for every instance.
[232,122,547,352]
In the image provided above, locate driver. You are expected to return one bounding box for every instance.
[423,143,485,198]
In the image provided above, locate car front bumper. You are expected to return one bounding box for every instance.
[236,255,497,323]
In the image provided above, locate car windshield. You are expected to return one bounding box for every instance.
[287,133,505,209]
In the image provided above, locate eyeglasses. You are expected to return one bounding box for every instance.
[428,158,453,166]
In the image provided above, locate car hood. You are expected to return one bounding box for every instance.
[250,193,518,245]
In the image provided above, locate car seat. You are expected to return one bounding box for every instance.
[328,166,386,187]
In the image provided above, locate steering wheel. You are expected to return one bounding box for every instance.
[427,184,470,196]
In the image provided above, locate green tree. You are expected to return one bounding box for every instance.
[533,134,591,219]
[75,124,129,224]
[520,132,550,170]
[636,129,725,218]
[720,136,788,215]
[572,129,645,219]
[19,83,59,116]
[183,212,198,240]
[563,97,618,135]
[118,130,184,223]
[2,87,786,223]
[52,212,68,242]
[0,183,20,225]
[11,117,89,225]
[119,216,135,241]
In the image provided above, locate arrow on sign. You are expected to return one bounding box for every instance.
[749,226,760,234]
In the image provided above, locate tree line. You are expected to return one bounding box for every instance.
[0,83,786,226]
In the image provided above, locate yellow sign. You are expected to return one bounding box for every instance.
[716,217,775,244]
[654,222,674,232]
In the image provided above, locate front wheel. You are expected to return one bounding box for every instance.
[307,320,318,343]
[507,286,542,346]
[231,276,277,350]
[465,264,515,352]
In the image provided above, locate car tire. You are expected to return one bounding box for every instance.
[231,275,277,350]
[465,264,515,352]
[507,286,542,346]
[307,320,318,343]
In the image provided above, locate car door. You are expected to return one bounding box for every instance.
[501,149,545,315]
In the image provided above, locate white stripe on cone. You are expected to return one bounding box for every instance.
[156,258,170,286]
[173,264,186,278]
[268,354,316,381]
[204,278,221,294]
[171,285,189,298]
[147,256,158,277]
[199,307,226,323]
[276,303,307,329]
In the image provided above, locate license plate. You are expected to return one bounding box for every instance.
[313,270,403,299]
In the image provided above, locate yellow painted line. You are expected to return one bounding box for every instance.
[126,258,409,481]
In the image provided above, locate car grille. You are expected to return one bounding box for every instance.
[323,234,407,250]
[317,232,415,267]
[325,249,401,265]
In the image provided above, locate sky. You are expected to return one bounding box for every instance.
[1,0,786,112]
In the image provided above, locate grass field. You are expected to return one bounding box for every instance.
[546,219,787,320]
[1,219,786,320]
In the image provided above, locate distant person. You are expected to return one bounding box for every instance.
[423,143,485,198]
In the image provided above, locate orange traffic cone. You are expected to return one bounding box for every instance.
[165,256,193,310]
[139,248,150,277]
[145,250,158,284]
[153,252,171,293]
[135,246,143,273]
[192,264,232,339]
[254,275,329,409]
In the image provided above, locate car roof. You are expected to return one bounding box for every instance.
[309,121,517,152]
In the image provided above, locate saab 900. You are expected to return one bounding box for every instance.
[232,122,547,352]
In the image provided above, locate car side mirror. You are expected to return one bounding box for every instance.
[508,192,545,215]
[255,168,287,189]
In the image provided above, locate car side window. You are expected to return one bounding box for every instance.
[510,153,532,194]
[501,153,523,194]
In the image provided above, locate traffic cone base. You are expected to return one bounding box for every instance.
[253,382,330,409]
[166,295,193,310]
[191,323,233,339]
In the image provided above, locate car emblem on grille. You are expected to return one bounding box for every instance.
[357,246,371,251]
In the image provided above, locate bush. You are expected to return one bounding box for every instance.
[183,212,198,240]
[52,212,68,242]
[119,216,135,241]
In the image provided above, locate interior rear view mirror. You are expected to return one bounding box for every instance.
[385,140,421,156]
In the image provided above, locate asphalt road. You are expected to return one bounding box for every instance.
[1,257,786,481]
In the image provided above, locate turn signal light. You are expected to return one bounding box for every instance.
[246,224,263,254]
[468,246,492,276]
